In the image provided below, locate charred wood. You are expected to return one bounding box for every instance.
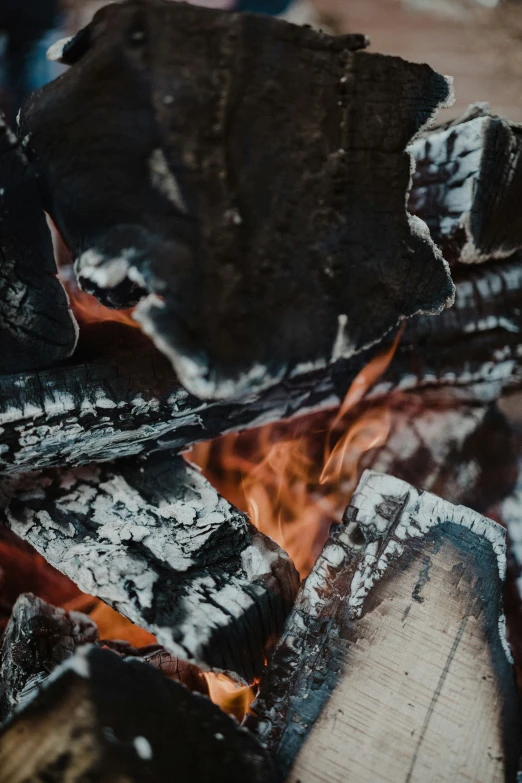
[0,593,97,723]
[20,0,454,400]
[0,452,299,684]
[0,646,276,783]
[1,251,522,475]
[0,117,77,373]
[409,104,522,265]
[248,471,519,783]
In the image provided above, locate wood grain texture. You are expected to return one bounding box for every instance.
[19,0,454,400]
[0,451,299,684]
[248,471,519,783]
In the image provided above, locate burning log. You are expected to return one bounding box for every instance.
[248,470,520,782]
[0,646,276,783]
[20,0,454,400]
[0,452,299,684]
[2,250,522,477]
[409,104,522,265]
[0,117,78,374]
[0,593,98,722]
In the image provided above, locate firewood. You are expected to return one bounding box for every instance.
[0,451,299,684]
[409,104,522,265]
[1,250,521,476]
[0,117,78,373]
[248,470,520,783]
[0,646,276,783]
[0,593,98,722]
[20,0,454,400]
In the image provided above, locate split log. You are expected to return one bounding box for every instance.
[0,593,98,722]
[409,104,522,265]
[248,470,520,783]
[0,646,276,783]
[0,117,77,373]
[0,451,299,684]
[1,251,522,476]
[20,0,454,400]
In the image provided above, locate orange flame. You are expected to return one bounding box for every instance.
[67,284,139,330]
[203,673,256,723]
[188,330,401,579]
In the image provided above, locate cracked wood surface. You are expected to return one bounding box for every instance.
[248,470,519,783]
[20,0,453,400]
[0,646,276,783]
[0,452,299,684]
[0,117,78,374]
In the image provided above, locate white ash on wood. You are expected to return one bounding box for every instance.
[0,646,276,783]
[409,104,522,265]
[248,470,519,783]
[20,0,454,400]
[0,452,299,684]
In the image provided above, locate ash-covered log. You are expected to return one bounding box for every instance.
[409,104,522,265]
[0,117,77,374]
[0,452,299,684]
[0,646,275,783]
[20,0,454,400]
[247,471,519,783]
[0,593,98,723]
[1,251,522,476]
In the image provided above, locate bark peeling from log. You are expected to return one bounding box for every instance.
[0,452,299,684]
[20,0,454,400]
[248,471,518,782]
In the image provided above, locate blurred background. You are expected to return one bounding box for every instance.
[1,0,521,126]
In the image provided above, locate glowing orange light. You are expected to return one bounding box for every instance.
[203,673,256,723]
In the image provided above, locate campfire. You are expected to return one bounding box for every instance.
[0,1,522,781]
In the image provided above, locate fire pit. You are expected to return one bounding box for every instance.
[0,1,521,781]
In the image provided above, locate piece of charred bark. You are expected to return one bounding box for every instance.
[0,451,299,684]
[247,471,519,783]
[20,0,454,400]
[0,593,97,723]
[0,117,78,374]
[409,104,522,265]
[1,251,522,476]
[0,646,276,783]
